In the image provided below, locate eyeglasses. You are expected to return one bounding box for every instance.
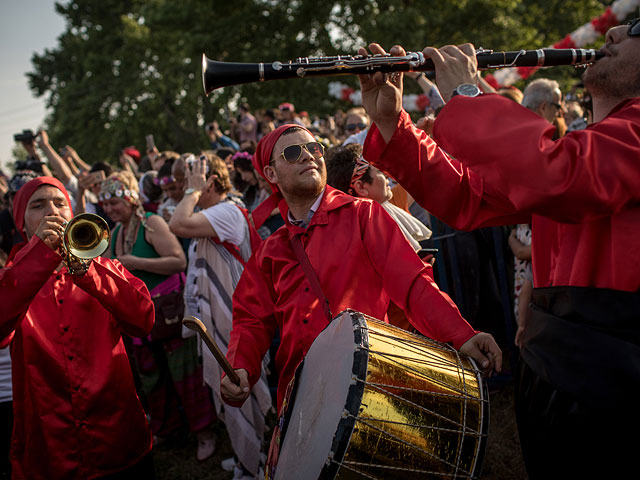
[346,122,367,132]
[550,102,564,112]
[628,17,640,37]
[280,141,325,164]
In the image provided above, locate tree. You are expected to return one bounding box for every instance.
[29,0,618,164]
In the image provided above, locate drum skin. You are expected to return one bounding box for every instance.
[274,310,488,480]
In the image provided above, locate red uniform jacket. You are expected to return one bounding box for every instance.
[227,186,476,411]
[0,236,154,479]
[364,96,640,292]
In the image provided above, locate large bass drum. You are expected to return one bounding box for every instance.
[273,310,488,479]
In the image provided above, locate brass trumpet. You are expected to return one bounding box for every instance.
[61,213,110,275]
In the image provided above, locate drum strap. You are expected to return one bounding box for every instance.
[290,233,332,322]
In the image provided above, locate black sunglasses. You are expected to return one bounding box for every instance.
[280,142,325,163]
[628,18,640,37]
[346,122,367,132]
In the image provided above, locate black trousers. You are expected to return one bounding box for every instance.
[516,286,640,480]
[0,401,12,479]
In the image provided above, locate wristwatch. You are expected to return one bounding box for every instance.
[184,188,197,195]
[451,83,482,98]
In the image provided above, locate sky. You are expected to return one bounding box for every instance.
[0,1,66,171]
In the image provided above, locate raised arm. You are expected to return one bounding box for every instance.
[37,130,74,185]
[434,95,640,223]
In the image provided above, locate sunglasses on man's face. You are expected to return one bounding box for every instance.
[628,18,640,37]
[346,122,367,132]
[280,142,325,164]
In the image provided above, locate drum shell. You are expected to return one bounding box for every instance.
[335,319,487,479]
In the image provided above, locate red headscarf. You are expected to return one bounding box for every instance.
[251,123,313,228]
[12,176,72,242]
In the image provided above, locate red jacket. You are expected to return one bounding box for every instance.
[227,186,476,411]
[364,96,640,292]
[0,236,154,479]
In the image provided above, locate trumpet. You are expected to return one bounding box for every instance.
[202,48,603,94]
[61,213,110,275]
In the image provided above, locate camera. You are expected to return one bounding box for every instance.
[13,129,36,143]
[14,159,44,174]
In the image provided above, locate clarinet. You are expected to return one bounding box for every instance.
[202,48,603,94]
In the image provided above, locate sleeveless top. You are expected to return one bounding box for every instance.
[111,212,167,291]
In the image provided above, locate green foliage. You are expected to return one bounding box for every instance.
[30,0,618,163]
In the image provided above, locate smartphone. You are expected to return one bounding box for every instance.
[90,170,106,184]
[145,134,156,151]
[418,248,438,259]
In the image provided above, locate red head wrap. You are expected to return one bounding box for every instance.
[251,123,313,228]
[13,176,72,241]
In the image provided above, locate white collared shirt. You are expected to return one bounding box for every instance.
[287,188,326,229]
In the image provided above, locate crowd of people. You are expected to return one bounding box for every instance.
[0,15,638,480]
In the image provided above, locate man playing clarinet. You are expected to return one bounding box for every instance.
[359,17,640,479]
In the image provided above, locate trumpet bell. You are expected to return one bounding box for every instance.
[63,213,110,260]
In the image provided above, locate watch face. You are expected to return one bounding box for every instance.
[185,188,195,195]
[458,84,481,97]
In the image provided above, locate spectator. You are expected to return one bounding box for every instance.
[75,162,114,228]
[0,171,40,259]
[100,172,217,462]
[236,103,258,145]
[343,107,370,137]
[233,152,260,212]
[521,78,564,124]
[139,170,163,213]
[326,143,431,252]
[206,121,240,151]
[0,345,10,478]
[155,159,181,222]
[169,153,271,479]
[277,102,304,127]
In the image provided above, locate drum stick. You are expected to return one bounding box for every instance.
[182,316,240,385]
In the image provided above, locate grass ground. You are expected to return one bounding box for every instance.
[154,381,527,480]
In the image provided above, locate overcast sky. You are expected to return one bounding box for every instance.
[0,1,66,171]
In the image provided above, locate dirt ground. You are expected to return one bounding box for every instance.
[155,380,527,480]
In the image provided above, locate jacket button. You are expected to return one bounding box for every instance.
[302,318,308,324]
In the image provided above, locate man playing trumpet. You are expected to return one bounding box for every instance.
[0,177,156,479]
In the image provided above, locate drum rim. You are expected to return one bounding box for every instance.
[319,309,369,479]
[467,356,490,480]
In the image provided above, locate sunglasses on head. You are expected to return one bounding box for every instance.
[628,18,640,36]
[280,141,325,164]
[154,175,175,186]
[346,122,367,132]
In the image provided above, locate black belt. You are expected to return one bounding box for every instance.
[520,286,640,409]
